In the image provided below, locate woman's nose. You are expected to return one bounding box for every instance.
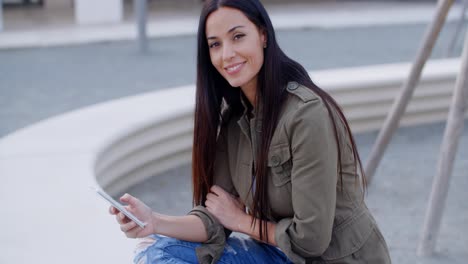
[222,44,235,61]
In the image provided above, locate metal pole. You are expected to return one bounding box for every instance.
[0,0,3,32]
[364,0,455,183]
[446,0,468,57]
[418,32,468,257]
[135,0,148,53]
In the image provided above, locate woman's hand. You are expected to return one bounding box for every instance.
[205,185,248,232]
[109,193,155,238]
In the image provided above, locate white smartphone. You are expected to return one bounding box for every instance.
[92,187,147,228]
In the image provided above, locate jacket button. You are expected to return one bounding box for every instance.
[271,155,281,166]
[287,82,299,91]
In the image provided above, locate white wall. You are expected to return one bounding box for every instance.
[74,0,123,25]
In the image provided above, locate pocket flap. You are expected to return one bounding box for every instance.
[268,144,291,167]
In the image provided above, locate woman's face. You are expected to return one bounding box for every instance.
[205,7,266,92]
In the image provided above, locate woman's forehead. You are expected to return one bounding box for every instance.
[205,7,254,37]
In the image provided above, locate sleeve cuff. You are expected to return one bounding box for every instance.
[188,206,226,264]
[275,218,306,264]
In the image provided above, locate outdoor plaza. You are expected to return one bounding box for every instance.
[0,1,467,263]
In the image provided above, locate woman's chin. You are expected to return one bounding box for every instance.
[227,82,241,88]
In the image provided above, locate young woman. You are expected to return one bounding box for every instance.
[110,0,391,263]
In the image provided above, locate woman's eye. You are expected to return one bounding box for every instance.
[209,42,220,49]
[234,34,245,40]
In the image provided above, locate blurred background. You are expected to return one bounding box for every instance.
[0,0,467,263]
[1,0,466,137]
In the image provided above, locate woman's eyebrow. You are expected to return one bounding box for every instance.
[207,25,245,40]
[228,25,245,33]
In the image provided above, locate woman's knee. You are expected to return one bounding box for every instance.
[135,235,157,256]
[134,235,200,264]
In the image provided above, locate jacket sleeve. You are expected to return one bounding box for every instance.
[188,206,229,264]
[188,124,237,264]
[275,99,338,263]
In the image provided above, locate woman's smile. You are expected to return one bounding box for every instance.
[224,62,246,75]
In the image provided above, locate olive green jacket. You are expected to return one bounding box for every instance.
[189,82,391,264]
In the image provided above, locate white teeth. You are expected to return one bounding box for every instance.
[226,63,242,73]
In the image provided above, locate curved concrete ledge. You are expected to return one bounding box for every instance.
[0,59,465,264]
[0,86,195,264]
[95,58,466,197]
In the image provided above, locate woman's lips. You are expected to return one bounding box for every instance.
[224,62,246,75]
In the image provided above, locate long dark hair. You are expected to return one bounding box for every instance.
[192,0,366,242]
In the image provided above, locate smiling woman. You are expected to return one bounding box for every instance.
[108,0,392,263]
[205,7,266,104]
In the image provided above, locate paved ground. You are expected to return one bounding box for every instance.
[124,121,468,264]
[0,21,466,138]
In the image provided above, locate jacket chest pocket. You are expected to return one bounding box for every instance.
[268,144,293,186]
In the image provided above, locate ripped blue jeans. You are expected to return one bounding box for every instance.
[134,234,293,264]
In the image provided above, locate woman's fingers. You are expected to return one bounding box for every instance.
[205,199,213,209]
[107,193,153,239]
[114,211,144,238]
[206,194,221,208]
[209,186,238,202]
[206,193,218,202]
[109,206,118,215]
[110,204,133,224]
[210,185,226,197]
[115,212,131,225]
[120,193,138,206]
[120,220,137,233]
